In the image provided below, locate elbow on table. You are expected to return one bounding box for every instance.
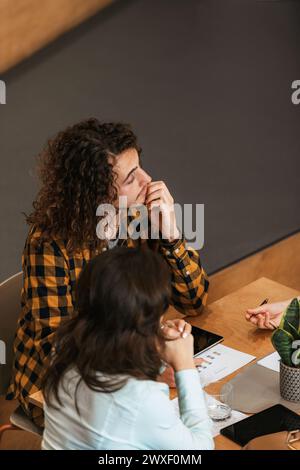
[184,285,209,317]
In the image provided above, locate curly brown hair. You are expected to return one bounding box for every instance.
[26,118,141,253]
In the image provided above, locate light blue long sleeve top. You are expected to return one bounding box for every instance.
[42,368,214,450]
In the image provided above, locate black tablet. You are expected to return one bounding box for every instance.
[220,404,300,447]
[192,326,223,356]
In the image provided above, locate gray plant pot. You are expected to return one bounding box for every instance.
[280,360,300,402]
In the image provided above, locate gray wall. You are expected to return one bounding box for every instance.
[0,0,299,282]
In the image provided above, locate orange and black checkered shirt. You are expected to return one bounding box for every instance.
[6,225,209,421]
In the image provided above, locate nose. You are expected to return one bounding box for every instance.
[141,169,152,185]
[138,169,152,188]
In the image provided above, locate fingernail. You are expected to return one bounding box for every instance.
[182,332,188,338]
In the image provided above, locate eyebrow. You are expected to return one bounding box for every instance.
[123,166,138,184]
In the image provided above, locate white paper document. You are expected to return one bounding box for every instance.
[257,351,280,372]
[195,344,256,386]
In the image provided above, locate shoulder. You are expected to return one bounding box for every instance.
[25,225,67,257]
[23,226,70,272]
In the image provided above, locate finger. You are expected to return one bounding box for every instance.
[246,312,256,320]
[164,320,180,333]
[148,200,163,211]
[145,189,163,204]
[249,315,259,325]
[163,328,181,340]
[164,319,176,327]
[148,182,172,200]
[182,322,191,338]
[264,312,274,330]
[146,184,171,201]
[257,314,267,329]
[164,319,190,339]
[263,312,275,330]
[161,324,181,340]
[146,186,163,198]
[247,307,268,315]
[269,319,278,329]
[147,181,165,192]
[146,194,171,207]
[166,319,186,333]
[148,200,172,212]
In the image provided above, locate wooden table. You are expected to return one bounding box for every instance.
[183,277,299,450]
[29,277,299,450]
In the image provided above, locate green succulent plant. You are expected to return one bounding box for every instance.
[271,298,300,368]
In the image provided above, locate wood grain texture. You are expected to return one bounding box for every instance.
[209,232,300,304]
[0,0,113,73]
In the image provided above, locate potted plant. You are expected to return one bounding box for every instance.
[271,298,300,402]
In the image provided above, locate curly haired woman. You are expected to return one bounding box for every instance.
[6,118,209,425]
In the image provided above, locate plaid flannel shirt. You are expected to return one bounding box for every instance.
[6,225,209,422]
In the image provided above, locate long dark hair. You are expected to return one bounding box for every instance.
[26,118,141,254]
[42,247,171,409]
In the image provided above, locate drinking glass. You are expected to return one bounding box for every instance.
[204,382,233,421]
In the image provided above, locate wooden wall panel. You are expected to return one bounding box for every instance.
[209,232,300,304]
[0,0,113,73]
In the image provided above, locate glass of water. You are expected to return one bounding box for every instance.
[204,382,233,421]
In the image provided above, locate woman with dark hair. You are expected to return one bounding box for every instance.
[42,247,213,450]
[7,118,209,424]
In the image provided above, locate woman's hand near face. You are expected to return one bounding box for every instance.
[160,319,191,340]
[145,181,180,242]
[162,332,195,372]
[158,320,202,387]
